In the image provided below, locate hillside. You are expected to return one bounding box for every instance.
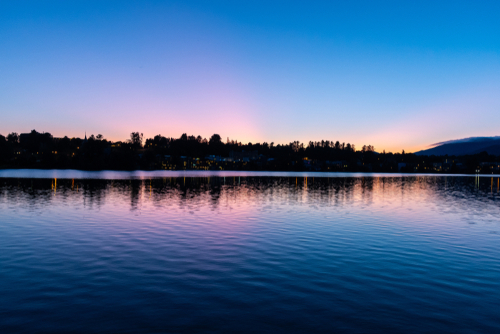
[415,137,500,156]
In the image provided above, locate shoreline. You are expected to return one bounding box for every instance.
[0,168,498,179]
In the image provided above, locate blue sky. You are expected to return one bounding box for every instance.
[1,0,499,152]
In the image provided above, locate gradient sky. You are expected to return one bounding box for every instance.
[1,1,499,152]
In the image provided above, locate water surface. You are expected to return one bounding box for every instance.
[1,171,499,333]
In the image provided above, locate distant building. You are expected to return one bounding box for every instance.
[81,132,88,147]
[326,160,344,169]
[480,162,500,171]
[433,163,443,172]
[229,150,258,161]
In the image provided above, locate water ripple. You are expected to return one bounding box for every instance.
[0,175,499,333]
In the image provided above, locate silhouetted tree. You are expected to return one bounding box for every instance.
[130,132,143,148]
[209,134,222,145]
[7,132,19,144]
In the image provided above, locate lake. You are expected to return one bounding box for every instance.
[1,170,499,333]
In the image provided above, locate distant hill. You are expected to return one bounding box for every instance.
[415,137,500,156]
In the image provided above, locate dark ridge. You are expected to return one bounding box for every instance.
[415,137,500,156]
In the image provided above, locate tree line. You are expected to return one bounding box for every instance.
[0,130,497,173]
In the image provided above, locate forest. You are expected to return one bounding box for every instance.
[0,130,498,174]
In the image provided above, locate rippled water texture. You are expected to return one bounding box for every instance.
[1,171,500,333]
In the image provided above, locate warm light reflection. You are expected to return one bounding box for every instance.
[1,176,498,226]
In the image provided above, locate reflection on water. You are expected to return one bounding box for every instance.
[2,175,499,215]
[0,174,500,333]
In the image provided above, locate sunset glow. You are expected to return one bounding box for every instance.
[1,1,499,152]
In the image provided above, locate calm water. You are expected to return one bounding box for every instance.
[1,170,500,333]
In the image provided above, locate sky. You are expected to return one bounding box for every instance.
[0,0,499,153]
